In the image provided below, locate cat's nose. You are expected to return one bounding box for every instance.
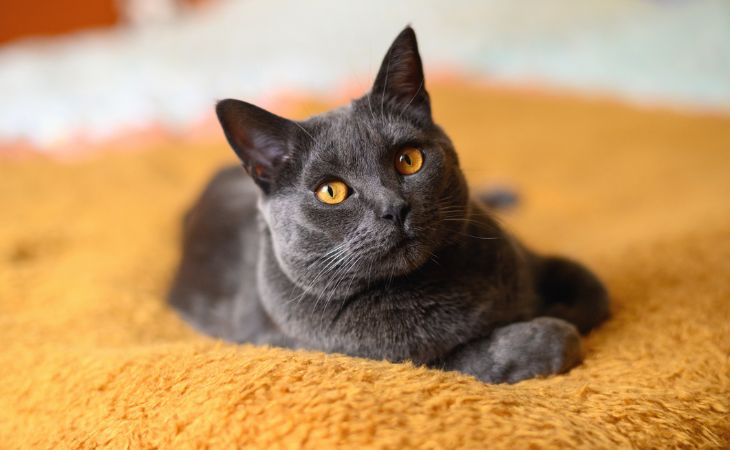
[380,200,410,226]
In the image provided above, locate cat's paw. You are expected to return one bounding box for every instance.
[485,317,583,384]
[441,317,583,384]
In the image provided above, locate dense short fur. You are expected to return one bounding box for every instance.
[169,27,609,383]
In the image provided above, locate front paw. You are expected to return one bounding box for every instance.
[486,317,583,383]
[441,317,583,384]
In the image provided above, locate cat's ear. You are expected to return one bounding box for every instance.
[216,99,298,193]
[372,26,431,120]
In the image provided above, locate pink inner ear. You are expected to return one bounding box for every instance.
[216,98,298,188]
[254,165,265,178]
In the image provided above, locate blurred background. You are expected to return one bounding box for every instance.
[1,0,729,154]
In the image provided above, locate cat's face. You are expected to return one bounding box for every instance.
[217,27,469,297]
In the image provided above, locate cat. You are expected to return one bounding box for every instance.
[168,27,610,384]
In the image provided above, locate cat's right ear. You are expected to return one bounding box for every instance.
[216,99,298,193]
[372,26,431,121]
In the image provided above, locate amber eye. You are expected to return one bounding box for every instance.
[315,180,349,205]
[395,147,424,175]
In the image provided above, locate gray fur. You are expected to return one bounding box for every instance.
[168,27,609,383]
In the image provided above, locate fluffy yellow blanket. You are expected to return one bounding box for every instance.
[1,83,728,449]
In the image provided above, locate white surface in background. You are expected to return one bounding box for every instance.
[0,0,729,149]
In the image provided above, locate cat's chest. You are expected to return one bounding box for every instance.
[257,247,529,363]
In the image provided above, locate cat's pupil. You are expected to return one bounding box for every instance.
[401,154,412,166]
[327,185,334,197]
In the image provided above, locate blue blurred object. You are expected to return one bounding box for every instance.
[478,185,521,211]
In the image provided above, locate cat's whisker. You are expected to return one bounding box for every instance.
[458,233,500,241]
[317,241,350,261]
[287,244,350,306]
[385,261,396,291]
[428,250,441,266]
[292,121,316,144]
[325,252,370,328]
[310,242,364,309]
[365,256,375,289]
[437,210,468,218]
[439,216,501,239]
[306,251,351,311]
[367,92,376,121]
[315,250,361,314]
[303,242,347,268]
[440,215,503,232]
[299,247,348,289]
[309,248,350,285]
[436,201,468,209]
[322,252,364,315]
[440,218,485,224]
[434,206,471,216]
[448,229,501,240]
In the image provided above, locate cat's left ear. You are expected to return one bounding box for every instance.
[216,99,299,194]
[372,26,431,121]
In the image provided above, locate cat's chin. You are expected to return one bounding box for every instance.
[380,235,433,276]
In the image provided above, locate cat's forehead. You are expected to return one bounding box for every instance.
[307,105,421,155]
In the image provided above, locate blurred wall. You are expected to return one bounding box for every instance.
[0,0,212,44]
[0,0,119,44]
[1,0,728,151]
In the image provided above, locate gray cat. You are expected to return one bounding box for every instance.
[168,27,609,384]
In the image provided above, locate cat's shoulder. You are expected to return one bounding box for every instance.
[191,165,258,216]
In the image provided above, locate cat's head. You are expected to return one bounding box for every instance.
[216,27,469,296]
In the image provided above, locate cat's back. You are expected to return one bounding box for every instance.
[168,165,266,341]
[178,165,259,257]
[185,165,258,222]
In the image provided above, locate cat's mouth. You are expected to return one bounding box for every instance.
[388,234,416,254]
[380,231,431,273]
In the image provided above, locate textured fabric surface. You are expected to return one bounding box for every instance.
[1,82,729,449]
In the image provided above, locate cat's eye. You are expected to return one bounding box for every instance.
[395,147,424,175]
[315,180,350,205]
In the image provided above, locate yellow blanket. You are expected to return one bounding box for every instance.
[1,83,728,449]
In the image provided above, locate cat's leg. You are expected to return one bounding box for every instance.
[533,256,610,334]
[438,317,583,384]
